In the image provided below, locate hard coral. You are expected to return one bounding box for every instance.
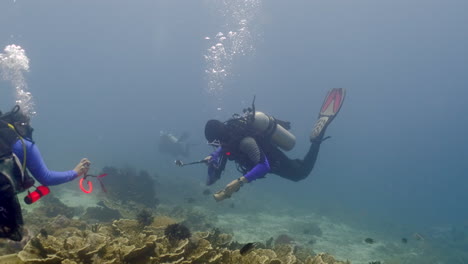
[165,223,192,242]
[136,209,154,227]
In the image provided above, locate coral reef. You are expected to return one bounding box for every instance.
[33,195,77,219]
[100,166,159,208]
[164,223,192,242]
[80,205,122,223]
[7,216,350,264]
[275,234,295,246]
[136,209,154,227]
[165,205,217,231]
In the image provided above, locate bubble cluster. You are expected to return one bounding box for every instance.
[0,44,35,116]
[204,0,262,96]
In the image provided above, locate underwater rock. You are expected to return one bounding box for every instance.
[81,206,122,223]
[302,222,323,237]
[274,234,295,246]
[100,166,159,208]
[34,195,77,219]
[265,237,274,248]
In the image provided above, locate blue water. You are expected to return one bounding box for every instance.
[1,0,468,263]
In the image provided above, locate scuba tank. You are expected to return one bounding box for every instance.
[251,111,296,151]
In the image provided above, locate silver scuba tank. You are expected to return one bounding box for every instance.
[251,112,296,151]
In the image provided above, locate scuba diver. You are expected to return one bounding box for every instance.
[158,131,191,158]
[201,88,346,201]
[0,105,91,241]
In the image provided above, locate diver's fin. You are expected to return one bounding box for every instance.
[310,88,346,142]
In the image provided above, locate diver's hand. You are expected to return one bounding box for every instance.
[203,155,212,165]
[213,176,248,202]
[74,158,91,177]
[226,176,248,192]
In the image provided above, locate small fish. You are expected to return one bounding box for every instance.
[401,238,408,243]
[240,242,257,255]
[364,238,374,244]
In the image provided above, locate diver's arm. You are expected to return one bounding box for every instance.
[239,137,271,182]
[12,140,78,186]
[209,146,223,162]
[243,157,270,182]
[206,146,226,185]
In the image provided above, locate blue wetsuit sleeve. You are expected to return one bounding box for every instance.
[210,147,223,163]
[243,155,270,182]
[206,147,224,185]
[238,137,271,182]
[13,139,78,186]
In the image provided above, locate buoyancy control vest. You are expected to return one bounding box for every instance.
[221,109,296,174]
[0,107,35,193]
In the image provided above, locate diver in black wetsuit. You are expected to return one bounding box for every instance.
[201,88,346,201]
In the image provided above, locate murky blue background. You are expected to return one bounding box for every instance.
[1,0,468,262]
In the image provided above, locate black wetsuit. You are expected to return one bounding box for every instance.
[242,137,322,182]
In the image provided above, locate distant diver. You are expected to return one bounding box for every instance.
[0,105,91,241]
[158,131,191,158]
[199,88,346,201]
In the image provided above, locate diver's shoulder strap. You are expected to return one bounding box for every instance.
[0,154,33,194]
[0,157,18,192]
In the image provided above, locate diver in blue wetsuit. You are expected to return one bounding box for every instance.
[202,89,346,202]
[12,140,89,186]
[0,105,90,241]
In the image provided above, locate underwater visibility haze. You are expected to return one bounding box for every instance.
[1,0,468,263]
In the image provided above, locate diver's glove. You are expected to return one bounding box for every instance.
[203,155,214,165]
[213,176,249,202]
[73,158,91,177]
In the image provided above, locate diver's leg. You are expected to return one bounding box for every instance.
[270,141,320,182]
[268,147,310,182]
[0,171,24,241]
